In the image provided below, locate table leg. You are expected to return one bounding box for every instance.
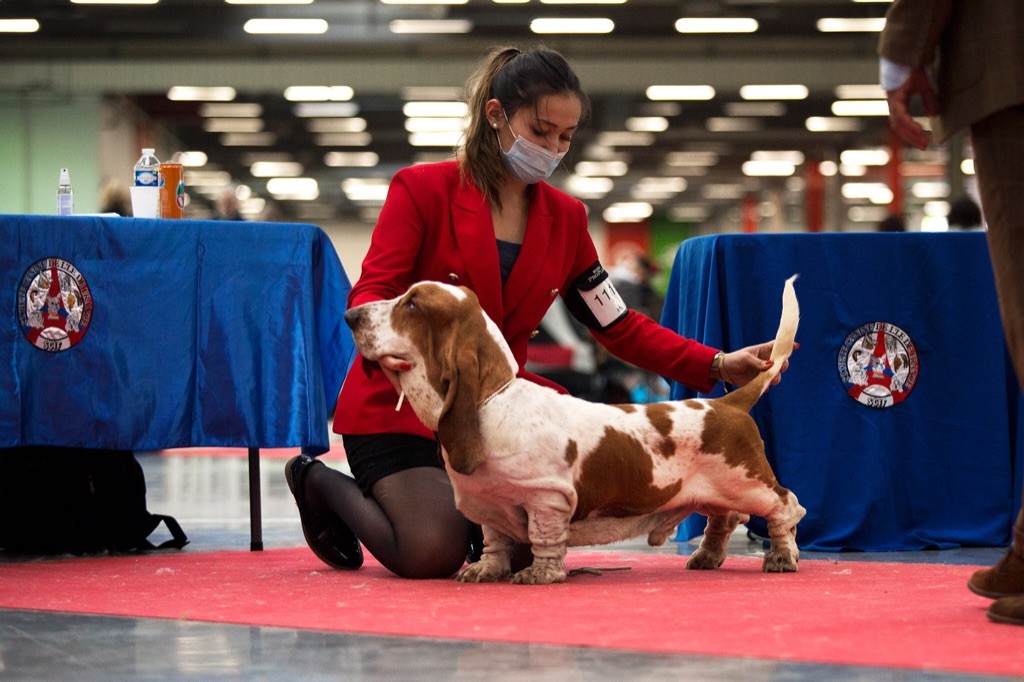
[248,447,264,551]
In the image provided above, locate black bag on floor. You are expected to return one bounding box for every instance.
[0,447,189,555]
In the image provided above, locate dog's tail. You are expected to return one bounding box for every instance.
[720,275,799,412]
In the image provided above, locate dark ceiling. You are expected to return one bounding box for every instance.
[2,1,933,229]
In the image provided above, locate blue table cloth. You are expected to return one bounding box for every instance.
[1,215,355,455]
[662,232,1023,551]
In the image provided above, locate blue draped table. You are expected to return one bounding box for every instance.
[662,232,1023,551]
[1,214,356,549]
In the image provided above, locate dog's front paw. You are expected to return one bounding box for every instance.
[457,559,511,583]
[762,550,799,573]
[686,548,726,570]
[510,560,566,585]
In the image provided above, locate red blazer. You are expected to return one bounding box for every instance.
[333,161,718,438]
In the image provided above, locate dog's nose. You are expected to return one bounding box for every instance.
[344,307,363,330]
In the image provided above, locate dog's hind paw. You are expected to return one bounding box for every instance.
[761,551,799,573]
[686,549,725,570]
[510,562,566,585]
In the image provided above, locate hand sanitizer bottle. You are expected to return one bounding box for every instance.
[57,168,74,216]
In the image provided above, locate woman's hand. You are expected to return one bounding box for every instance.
[378,355,412,393]
[719,341,797,387]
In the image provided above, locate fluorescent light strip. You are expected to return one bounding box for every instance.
[251,162,304,177]
[739,84,808,100]
[625,117,669,132]
[203,118,264,133]
[531,18,614,34]
[199,103,263,117]
[646,85,715,101]
[675,18,758,33]
[403,101,468,117]
[723,102,785,117]
[0,19,40,32]
[168,86,236,101]
[831,99,890,116]
[806,116,863,132]
[401,86,464,101]
[244,19,328,34]
[293,102,360,117]
[817,17,886,32]
[307,118,368,133]
[323,152,380,168]
[284,86,353,102]
[390,20,472,33]
[835,84,887,99]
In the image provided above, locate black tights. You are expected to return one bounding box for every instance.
[305,463,471,579]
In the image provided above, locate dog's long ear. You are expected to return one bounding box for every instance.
[437,342,486,476]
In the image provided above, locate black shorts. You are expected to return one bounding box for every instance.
[341,433,443,494]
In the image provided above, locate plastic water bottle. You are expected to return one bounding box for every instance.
[56,168,74,216]
[133,148,160,187]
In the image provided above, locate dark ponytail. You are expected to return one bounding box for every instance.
[458,46,590,209]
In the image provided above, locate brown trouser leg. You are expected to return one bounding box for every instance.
[971,104,1024,551]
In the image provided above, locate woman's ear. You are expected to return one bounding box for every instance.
[484,98,503,129]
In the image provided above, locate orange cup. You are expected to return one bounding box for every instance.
[158,162,185,219]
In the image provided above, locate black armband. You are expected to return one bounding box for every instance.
[563,261,629,330]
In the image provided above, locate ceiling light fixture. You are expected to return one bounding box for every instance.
[167,86,236,101]
[674,18,758,33]
[831,100,889,116]
[403,101,468,117]
[805,116,863,132]
[530,18,615,34]
[408,131,465,147]
[251,162,304,177]
[199,103,262,117]
[389,20,473,33]
[306,118,368,133]
[293,102,360,117]
[244,18,328,34]
[816,17,886,32]
[266,177,319,200]
[739,84,808,100]
[646,85,715,101]
[834,84,887,99]
[323,152,380,168]
[226,0,313,4]
[284,86,354,102]
[625,116,669,132]
[203,118,265,133]
[603,202,653,223]
[0,19,40,32]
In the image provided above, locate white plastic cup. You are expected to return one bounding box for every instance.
[130,186,160,218]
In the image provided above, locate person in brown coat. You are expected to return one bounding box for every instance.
[879,0,1024,625]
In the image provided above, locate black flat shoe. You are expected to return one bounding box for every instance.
[285,455,363,570]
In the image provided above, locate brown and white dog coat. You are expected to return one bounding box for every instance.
[344,277,804,584]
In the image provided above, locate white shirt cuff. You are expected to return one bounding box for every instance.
[880,58,912,92]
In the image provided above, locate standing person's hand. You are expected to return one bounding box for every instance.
[719,341,797,387]
[886,65,938,150]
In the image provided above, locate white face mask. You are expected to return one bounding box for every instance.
[498,111,566,184]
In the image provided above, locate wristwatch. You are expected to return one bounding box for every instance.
[710,351,725,381]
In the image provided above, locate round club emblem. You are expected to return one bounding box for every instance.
[838,322,918,409]
[17,257,93,352]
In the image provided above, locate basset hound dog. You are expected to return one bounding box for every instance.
[344,277,805,585]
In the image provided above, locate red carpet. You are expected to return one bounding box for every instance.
[0,549,1019,676]
[152,441,347,460]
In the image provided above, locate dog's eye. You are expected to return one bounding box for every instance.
[403,299,417,310]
